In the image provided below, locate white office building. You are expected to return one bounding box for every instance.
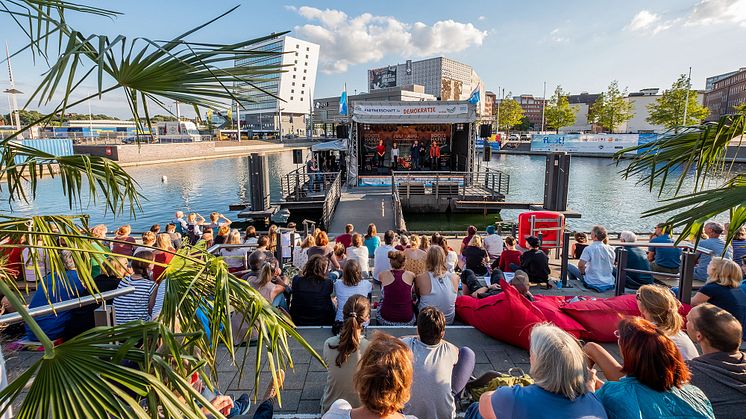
[235,35,319,137]
[368,57,485,114]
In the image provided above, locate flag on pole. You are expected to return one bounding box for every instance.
[339,83,348,116]
[468,83,481,105]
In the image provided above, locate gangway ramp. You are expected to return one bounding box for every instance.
[328,188,394,234]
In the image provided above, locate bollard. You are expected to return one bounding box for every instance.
[275,231,283,261]
[614,247,628,296]
[678,249,696,304]
[560,231,570,288]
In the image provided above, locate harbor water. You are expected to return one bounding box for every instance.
[2,151,741,233]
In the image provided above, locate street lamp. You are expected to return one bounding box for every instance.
[3,87,23,133]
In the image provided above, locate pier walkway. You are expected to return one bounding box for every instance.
[328,187,394,234]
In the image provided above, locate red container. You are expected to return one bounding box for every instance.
[517,211,565,250]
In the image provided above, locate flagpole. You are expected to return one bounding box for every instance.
[682,66,692,127]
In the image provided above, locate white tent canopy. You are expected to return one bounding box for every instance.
[311,139,347,152]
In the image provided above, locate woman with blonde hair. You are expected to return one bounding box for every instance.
[152,233,176,281]
[403,234,427,276]
[133,231,156,256]
[321,295,371,413]
[692,257,746,337]
[293,235,315,269]
[346,234,369,276]
[469,323,607,419]
[323,332,416,419]
[219,229,249,273]
[111,224,137,256]
[419,234,431,251]
[462,234,489,276]
[415,246,459,324]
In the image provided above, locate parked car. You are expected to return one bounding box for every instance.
[520,133,531,141]
[508,134,520,141]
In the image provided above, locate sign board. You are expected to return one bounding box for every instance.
[368,66,397,90]
[530,133,641,155]
[353,103,469,117]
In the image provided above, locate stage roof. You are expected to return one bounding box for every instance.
[351,101,476,124]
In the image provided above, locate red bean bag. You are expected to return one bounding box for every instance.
[561,294,693,342]
[532,295,586,339]
[456,279,546,349]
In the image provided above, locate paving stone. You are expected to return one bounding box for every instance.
[300,383,325,401]
[308,357,328,372]
[273,389,302,413]
[297,399,323,414]
[282,364,309,390]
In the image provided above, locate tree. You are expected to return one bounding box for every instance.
[0,2,309,417]
[647,74,709,130]
[515,116,532,131]
[496,97,524,138]
[589,81,633,132]
[545,85,578,133]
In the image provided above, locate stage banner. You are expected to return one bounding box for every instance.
[353,103,470,117]
[368,67,397,90]
[530,133,640,155]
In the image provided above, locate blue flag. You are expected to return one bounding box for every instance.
[468,83,480,105]
[339,84,348,116]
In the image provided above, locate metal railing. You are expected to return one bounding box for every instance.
[0,287,135,326]
[320,173,342,230]
[280,165,341,201]
[392,169,510,200]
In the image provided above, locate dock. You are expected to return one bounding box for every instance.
[328,187,394,233]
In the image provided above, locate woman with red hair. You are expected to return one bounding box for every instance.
[595,317,714,418]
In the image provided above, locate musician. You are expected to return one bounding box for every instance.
[429,140,441,171]
[391,142,400,170]
[411,140,421,170]
[376,139,385,168]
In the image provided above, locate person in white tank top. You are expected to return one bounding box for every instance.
[415,246,460,324]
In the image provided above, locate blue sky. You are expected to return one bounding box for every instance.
[2,0,745,118]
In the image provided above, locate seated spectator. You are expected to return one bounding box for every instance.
[133,231,156,256]
[686,303,746,418]
[185,213,206,244]
[466,323,607,419]
[89,223,109,278]
[335,224,355,248]
[363,224,380,258]
[214,224,230,245]
[22,239,49,283]
[416,246,459,324]
[150,224,161,235]
[322,295,371,413]
[594,317,714,418]
[289,255,336,326]
[419,234,431,251]
[267,224,279,253]
[25,251,87,342]
[567,225,616,292]
[518,236,550,286]
[396,234,410,251]
[346,234,369,275]
[330,242,348,272]
[731,225,746,265]
[172,210,188,235]
[377,251,416,326]
[152,233,176,281]
[63,256,127,339]
[618,231,653,289]
[112,224,137,256]
[322,332,415,419]
[307,230,332,259]
[113,251,158,325]
[647,223,681,279]
[460,225,478,254]
[403,234,427,276]
[402,307,476,419]
[293,235,314,270]
[498,236,521,273]
[693,222,733,281]
[199,231,214,248]
[483,225,503,267]
[206,211,232,231]
[571,232,589,259]
[691,257,746,337]
[243,226,258,246]
[372,230,397,282]
[255,235,270,253]
[462,235,489,276]
[247,257,288,307]
[218,229,249,273]
[432,233,458,274]
[460,269,501,299]
[511,270,534,301]
[165,223,183,250]
[334,260,372,323]
[187,364,252,417]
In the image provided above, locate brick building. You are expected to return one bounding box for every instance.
[704,67,746,121]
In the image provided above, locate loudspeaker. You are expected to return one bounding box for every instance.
[292,149,303,164]
[479,124,492,138]
[483,145,492,161]
[336,125,349,139]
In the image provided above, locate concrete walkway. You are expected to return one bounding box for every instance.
[328,188,394,234]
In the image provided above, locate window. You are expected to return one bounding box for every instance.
[303,76,306,80]
[302,84,305,88]
[294,60,297,64]
[306,55,308,59]
[304,69,307,73]
[290,96,294,100]
[291,89,294,93]
[300,97,303,101]
[295,52,298,56]
[293,75,296,79]
[306,46,309,51]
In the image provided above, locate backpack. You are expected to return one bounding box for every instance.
[466,368,535,400]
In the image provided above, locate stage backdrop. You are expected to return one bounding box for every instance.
[530,133,652,155]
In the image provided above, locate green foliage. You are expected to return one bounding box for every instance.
[647,74,709,130]
[544,86,578,133]
[589,81,633,132]
[515,116,532,131]
[496,98,524,131]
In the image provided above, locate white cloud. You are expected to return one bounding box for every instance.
[686,0,746,26]
[549,28,568,43]
[290,6,487,73]
[626,10,661,31]
[478,15,486,21]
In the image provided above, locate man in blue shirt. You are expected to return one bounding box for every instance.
[647,223,682,281]
[693,222,733,281]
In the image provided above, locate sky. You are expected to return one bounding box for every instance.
[2,0,746,119]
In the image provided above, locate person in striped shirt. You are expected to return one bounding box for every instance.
[113,251,157,325]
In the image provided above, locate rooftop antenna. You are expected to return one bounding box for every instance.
[3,42,23,138]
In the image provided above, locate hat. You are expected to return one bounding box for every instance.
[526,236,541,248]
[486,225,496,235]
